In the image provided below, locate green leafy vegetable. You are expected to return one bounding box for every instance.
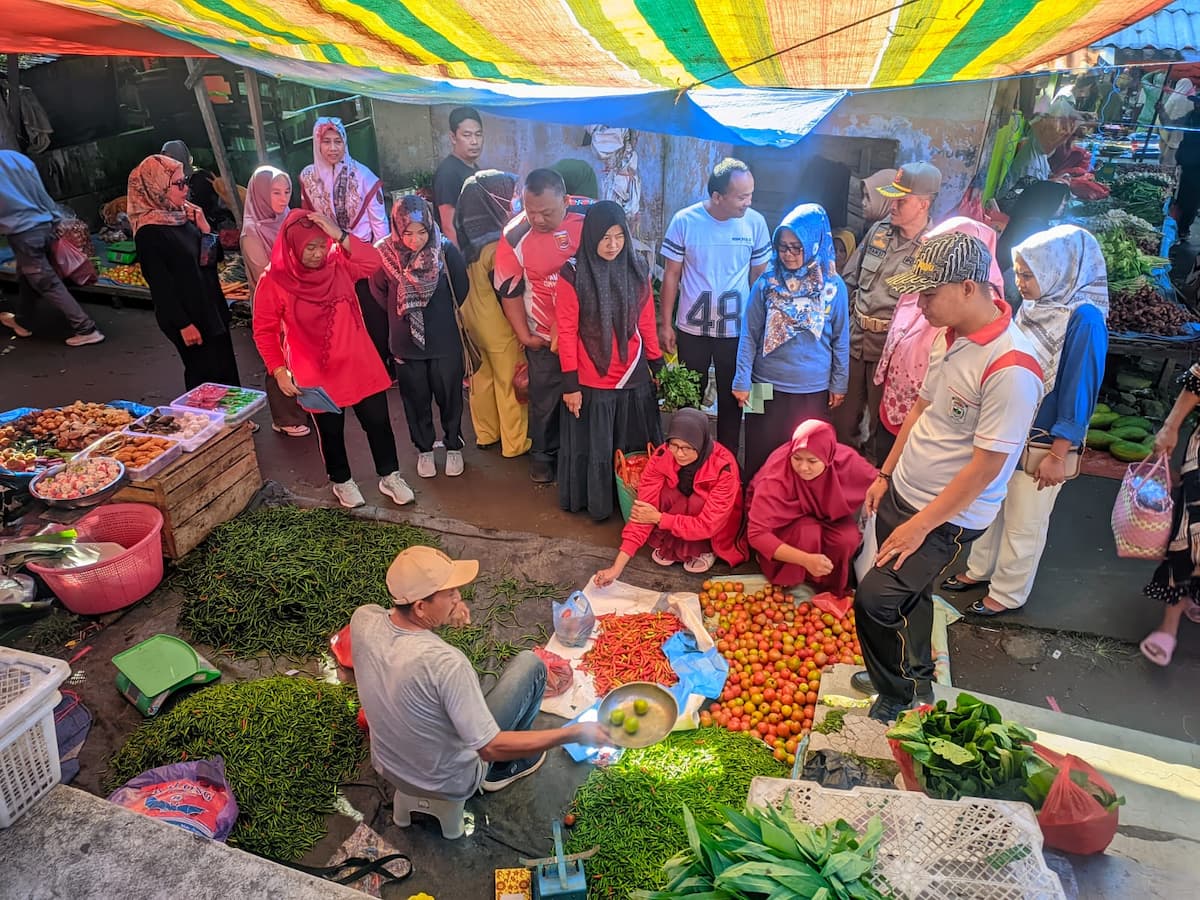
[886,693,1039,802]
[657,363,703,413]
[633,803,891,899]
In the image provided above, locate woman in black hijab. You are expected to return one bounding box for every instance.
[997,180,1071,308]
[593,407,747,584]
[556,201,664,520]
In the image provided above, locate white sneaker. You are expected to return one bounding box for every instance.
[416,451,436,478]
[379,472,415,505]
[445,450,464,477]
[65,329,105,347]
[0,312,31,337]
[331,479,365,508]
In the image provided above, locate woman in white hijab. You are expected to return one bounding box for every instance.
[945,225,1109,615]
[1160,78,1195,169]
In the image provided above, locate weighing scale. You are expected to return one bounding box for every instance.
[113,634,220,716]
[519,821,596,900]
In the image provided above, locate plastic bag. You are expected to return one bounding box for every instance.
[533,647,574,696]
[108,756,239,841]
[513,362,529,404]
[852,514,877,586]
[552,590,596,648]
[50,237,98,286]
[1029,743,1120,855]
[1111,452,1173,559]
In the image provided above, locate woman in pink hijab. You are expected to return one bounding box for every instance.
[872,217,1003,461]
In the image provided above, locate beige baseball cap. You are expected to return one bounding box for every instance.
[386,546,479,605]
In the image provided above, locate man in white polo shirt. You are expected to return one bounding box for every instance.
[854,232,1044,722]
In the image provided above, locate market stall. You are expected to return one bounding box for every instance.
[1,384,265,591]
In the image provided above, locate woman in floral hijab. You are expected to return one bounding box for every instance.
[733,203,849,483]
[369,195,471,479]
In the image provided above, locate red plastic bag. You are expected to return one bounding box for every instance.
[809,592,853,619]
[533,647,574,697]
[513,362,529,404]
[50,237,98,285]
[1030,743,1120,855]
[329,623,354,669]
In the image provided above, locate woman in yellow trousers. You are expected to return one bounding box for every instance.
[454,171,531,457]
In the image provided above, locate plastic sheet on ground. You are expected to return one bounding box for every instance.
[933,594,961,686]
[541,578,706,720]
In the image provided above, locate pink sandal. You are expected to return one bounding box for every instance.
[1186,600,1200,625]
[651,548,675,567]
[1139,630,1177,667]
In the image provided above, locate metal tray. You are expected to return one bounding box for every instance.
[596,682,678,749]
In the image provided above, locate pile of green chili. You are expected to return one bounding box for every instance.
[174,506,438,658]
[105,676,366,862]
[564,728,786,898]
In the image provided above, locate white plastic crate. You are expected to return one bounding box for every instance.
[747,778,1066,900]
[0,648,70,827]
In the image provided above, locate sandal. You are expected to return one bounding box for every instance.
[942,574,988,592]
[967,598,1009,617]
[1186,600,1200,625]
[684,552,716,574]
[272,424,311,437]
[651,548,675,567]
[1139,630,1177,667]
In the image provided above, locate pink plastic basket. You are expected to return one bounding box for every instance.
[27,504,165,615]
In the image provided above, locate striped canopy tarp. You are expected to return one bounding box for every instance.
[36,1,1173,144]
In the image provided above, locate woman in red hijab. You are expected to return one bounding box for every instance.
[253,209,413,510]
[746,420,876,593]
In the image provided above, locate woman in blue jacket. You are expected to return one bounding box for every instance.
[733,204,849,484]
[945,225,1109,614]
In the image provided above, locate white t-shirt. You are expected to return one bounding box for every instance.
[349,605,499,799]
[893,304,1044,531]
[661,203,771,339]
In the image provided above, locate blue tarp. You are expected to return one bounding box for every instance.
[212,44,846,147]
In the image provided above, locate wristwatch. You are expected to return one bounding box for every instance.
[339,229,349,244]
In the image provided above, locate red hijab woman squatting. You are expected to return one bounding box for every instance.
[746,420,877,594]
[252,209,414,510]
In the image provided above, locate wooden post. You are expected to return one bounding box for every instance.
[244,69,269,164]
[6,54,21,146]
[185,58,243,225]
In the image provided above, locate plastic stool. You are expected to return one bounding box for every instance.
[392,788,466,840]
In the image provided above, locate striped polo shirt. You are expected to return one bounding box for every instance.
[893,301,1044,530]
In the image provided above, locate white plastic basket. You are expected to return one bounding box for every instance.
[747,778,1066,900]
[0,648,70,827]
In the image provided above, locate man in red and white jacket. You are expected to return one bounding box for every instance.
[855,231,1044,722]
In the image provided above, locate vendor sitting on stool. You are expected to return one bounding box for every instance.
[351,547,606,806]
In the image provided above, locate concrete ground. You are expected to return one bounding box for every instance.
[4,296,1200,895]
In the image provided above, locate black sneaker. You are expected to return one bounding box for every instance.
[850,670,875,695]
[867,694,911,724]
[481,752,546,792]
[530,460,555,483]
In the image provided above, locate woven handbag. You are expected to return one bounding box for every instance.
[1111,452,1174,560]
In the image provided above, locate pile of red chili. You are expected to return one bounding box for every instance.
[579,612,683,694]
[615,446,654,490]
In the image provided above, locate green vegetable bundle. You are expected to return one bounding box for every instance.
[886,693,1038,802]
[174,506,437,658]
[105,677,366,861]
[1109,172,1172,226]
[1096,229,1168,285]
[565,728,785,898]
[657,363,703,413]
[634,804,889,900]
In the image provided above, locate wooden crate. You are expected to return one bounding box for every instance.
[113,423,262,559]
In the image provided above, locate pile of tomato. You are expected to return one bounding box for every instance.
[698,580,863,766]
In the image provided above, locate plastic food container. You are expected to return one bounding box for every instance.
[106,241,137,264]
[127,406,225,452]
[171,383,267,426]
[81,433,183,483]
[0,648,70,827]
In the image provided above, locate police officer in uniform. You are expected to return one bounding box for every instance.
[832,163,941,464]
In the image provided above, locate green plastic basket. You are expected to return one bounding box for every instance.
[614,447,653,522]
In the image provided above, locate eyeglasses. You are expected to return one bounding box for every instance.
[667,440,696,453]
[170,179,188,189]
[777,243,804,254]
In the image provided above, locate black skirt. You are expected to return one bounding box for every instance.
[559,381,662,521]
